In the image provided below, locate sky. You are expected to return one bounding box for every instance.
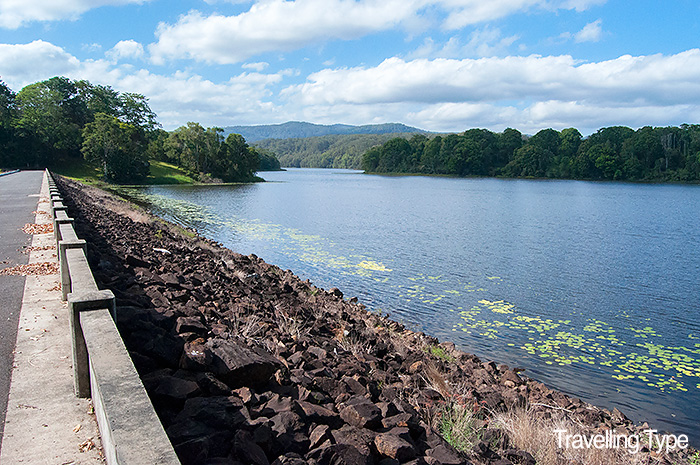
[1,0,700,134]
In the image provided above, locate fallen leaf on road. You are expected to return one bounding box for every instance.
[78,438,95,452]
[0,262,59,276]
[73,424,82,433]
[22,223,53,234]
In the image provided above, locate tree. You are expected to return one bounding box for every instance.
[0,80,17,167]
[75,80,120,120]
[361,146,381,172]
[14,77,87,163]
[119,92,159,131]
[81,113,148,183]
[497,128,522,167]
[209,133,259,182]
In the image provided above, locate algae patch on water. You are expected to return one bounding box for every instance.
[452,298,700,393]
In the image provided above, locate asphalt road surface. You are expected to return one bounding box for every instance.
[0,170,44,452]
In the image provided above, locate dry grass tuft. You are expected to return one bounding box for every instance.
[492,407,648,465]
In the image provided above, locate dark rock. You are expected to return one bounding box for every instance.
[382,413,420,432]
[339,397,382,429]
[196,372,233,396]
[269,411,304,436]
[153,375,201,401]
[500,369,523,388]
[299,401,342,427]
[232,430,269,465]
[331,425,376,460]
[503,449,536,465]
[425,445,465,465]
[330,288,343,298]
[271,431,311,457]
[307,444,370,465]
[271,453,307,465]
[206,338,282,388]
[309,424,332,449]
[374,432,417,462]
[181,339,213,371]
[126,254,150,268]
[176,316,207,334]
[174,396,249,429]
[343,376,368,396]
[307,345,327,360]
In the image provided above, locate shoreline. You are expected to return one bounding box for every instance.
[56,175,697,465]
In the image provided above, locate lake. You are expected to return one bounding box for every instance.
[119,168,700,444]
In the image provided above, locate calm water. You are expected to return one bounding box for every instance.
[121,168,700,443]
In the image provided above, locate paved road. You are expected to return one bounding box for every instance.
[0,170,44,453]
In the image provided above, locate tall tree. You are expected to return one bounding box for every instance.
[0,80,16,166]
[14,78,86,163]
[81,113,148,183]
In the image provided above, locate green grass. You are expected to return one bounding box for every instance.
[51,159,197,186]
[426,344,456,362]
[438,402,483,453]
[146,161,196,185]
[50,158,103,184]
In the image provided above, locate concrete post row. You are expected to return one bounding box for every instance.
[45,170,180,465]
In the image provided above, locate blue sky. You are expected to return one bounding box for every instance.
[1,0,700,134]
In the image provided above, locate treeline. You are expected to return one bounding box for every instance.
[254,133,415,169]
[362,126,700,182]
[0,76,278,183]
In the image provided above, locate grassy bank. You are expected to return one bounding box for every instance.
[52,159,198,186]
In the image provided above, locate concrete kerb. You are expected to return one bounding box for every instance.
[67,290,116,399]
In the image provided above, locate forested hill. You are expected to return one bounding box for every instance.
[221,121,425,143]
[254,133,417,169]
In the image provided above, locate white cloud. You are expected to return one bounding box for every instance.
[0,40,80,87]
[242,62,270,72]
[149,1,423,65]
[560,0,607,12]
[107,40,145,62]
[287,50,700,108]
[0,0,151,29]
[412,28,518,58]
[438,0,541,29]
[148,0,607,64]
[0,41,288,129]
[575,19,603,42]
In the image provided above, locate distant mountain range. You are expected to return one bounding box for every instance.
[221,121,427,143]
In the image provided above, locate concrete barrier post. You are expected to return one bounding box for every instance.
[67,290,116,398]
[53,215,74,246]
[59,239,87,300]
[51,201,68,220]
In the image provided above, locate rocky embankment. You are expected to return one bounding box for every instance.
[57,177,694,465]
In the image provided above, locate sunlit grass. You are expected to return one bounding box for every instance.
[147,161,196,185]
